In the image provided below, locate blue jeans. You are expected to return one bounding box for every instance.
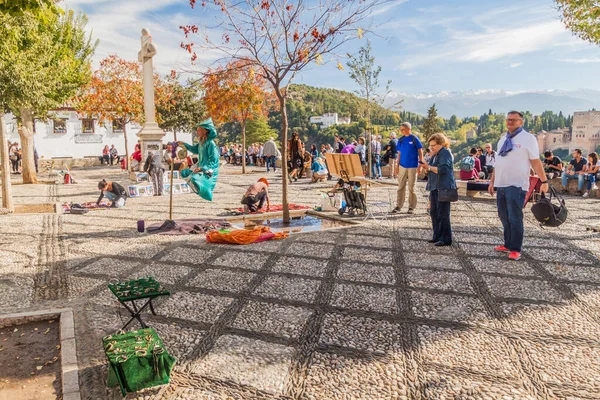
[371,154,381,178]
[430,190,452,244]
[266,156,277,172]
[562,173,585,191]
[586,173,597,190]
[496,186,526,252]
[105,191,125,208]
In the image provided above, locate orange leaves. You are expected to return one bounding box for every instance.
[180,24,199,38]
[260,1,270,10]
[293,31,299,42]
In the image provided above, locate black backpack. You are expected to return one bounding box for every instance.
[531,187,567,227]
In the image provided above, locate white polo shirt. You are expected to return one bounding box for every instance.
[494,129,539,191]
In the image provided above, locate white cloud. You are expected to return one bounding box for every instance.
[371,0,409,17]
[509,62,523,68]
[559,57,600,63]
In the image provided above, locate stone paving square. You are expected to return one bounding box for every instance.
[210,250,270,270]
[568,283,600,309]
[231,301,312,339]
[152,322,206,363]
[407,268,474,294]
[129,263,192,284]
[189,268,256,292]
[160,246,217,265]
[66,275,105,299]
[190,334,294,395]
[272,256,329,277]
[404,253,462,270]
[330,283,398,314]
[341,247,393,264]
[254,275,321,303]
[162,291,234,323]
[77,258,142,277]
[470,257,538,277]
[410,292,487,323]
[526,247,597,265]
[304,351,407,400]
[295,231,340,244]
[345,234,393,248]
[457,242,500,257]
[417,326,520,378]
[401,239,455,254]
[541,263,600,283]
[318,314,403,353]
[336,262,395,285]
[485,276,563,302]
[452,232,500,244]
[285,243,334,258]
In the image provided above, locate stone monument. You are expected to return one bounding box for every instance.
[135,28,165,174]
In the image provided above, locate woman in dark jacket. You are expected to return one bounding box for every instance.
[97,179,127,208]
[422,133,456,246]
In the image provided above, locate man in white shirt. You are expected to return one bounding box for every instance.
[488,111,548,261]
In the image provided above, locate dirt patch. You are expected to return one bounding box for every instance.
[0,319,62,399]
[13,204,57,214]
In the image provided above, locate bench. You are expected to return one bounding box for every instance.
[456,180,489,198]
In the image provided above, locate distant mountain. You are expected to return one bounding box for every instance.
[384,89,600,118]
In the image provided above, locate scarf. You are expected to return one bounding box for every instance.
[498,127,523,157]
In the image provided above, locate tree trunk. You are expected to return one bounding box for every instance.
[277,90,290,223]
[241,120,246,174]
[0,112,14,212]
[366,97,372,178]
[18,107,37,184]
[122,122,130,171]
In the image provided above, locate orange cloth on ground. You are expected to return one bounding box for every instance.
[206,226,289,245]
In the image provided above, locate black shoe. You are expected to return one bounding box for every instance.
[407,208,415,214]
[391,207,401,214]
[434,241,451,247]
[427,239,438,243]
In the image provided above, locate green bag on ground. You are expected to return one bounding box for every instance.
[103,328,176,396]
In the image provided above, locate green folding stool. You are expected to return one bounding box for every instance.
[103,328,176,396]
[108,277,170,330]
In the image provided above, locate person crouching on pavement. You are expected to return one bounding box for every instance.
[97,179,127,208]
[241,178,270,213]
[144,151,165,196]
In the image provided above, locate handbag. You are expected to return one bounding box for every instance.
[435,163,458,202]
[531,186,567,227]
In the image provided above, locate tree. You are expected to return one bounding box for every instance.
[346,39,392,176]
[77,55,172,168]
[203,61,269,174]
[0,9,96,183]
[556,0,600,45]
[0,0,61,16]
[246,114,277,144]
[157,75,206,140]
[180,0,391,223]
[422,104,439,143]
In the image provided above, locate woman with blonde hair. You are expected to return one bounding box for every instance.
[422,133,456,246]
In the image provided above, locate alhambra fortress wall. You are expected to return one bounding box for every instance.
[537,110,600,155]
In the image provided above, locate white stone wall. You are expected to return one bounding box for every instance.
[3,112,192,160]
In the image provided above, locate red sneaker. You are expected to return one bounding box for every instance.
[508,251,521,261]
[494,245,509,252]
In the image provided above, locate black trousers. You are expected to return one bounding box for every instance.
[241,191,267,212]
[429,190,452,244]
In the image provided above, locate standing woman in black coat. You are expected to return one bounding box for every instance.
[422,133,456,246]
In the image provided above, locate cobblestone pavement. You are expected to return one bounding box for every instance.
[2,165,600,399]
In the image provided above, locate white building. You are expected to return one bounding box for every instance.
[309,113,351,130]
[3,108,191,160]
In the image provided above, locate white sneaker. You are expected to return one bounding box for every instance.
[583,192,589,198]
[592,184,598,191]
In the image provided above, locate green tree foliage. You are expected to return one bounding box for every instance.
[556,0,600,45]
[0,8,96,183]
[0,0,61,17]
[245,114,277,144]
[422,104,439,142]
[157,77,206,138]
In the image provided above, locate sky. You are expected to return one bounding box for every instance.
[62,0,600,95]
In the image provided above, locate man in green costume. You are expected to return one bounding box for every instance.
[178,118,220,201]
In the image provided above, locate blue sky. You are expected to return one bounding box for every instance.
[63,0,600,94]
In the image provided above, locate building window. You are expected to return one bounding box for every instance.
[112,120,124,133]
[53,119,67,134]
[82,119,95,133]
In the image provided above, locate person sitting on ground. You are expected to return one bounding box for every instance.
[130,144,142,171]
[459,147,482,181]
[482,143,496,179]
[476,147,486,174]
[97,179,127,208]
[300,143,313,178]
[100,145,110,165]
[109,145,120,165]
[311,157,328,182]
[543,151,563,180]
[241,178,270,213]
[561,148,587,195]
[144,151,165,196]
[583,152,600,198]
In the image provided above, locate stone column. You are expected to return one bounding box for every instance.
[135,28,165,176]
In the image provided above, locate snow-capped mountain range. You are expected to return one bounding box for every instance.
[383,89,600,118]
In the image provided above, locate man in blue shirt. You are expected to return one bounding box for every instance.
[389,132,398,178]
[392,122,424,214]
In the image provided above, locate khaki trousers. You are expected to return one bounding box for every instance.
[397,166,418,210]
